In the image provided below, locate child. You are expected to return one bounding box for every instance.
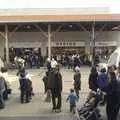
[66,89,78,113]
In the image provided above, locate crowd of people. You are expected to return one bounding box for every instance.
[44,58,81,112]
[12,53,91,70]
[13,54,43,69]
[0,56,120,120]
[88,65,120,120]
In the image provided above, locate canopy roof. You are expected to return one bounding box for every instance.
[0,8,120,32]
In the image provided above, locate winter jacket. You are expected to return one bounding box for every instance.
[89,72,98,91]
[47,70,62,97]
[67,93,78,104]
[19,72,31,91]
[97,72,108,91]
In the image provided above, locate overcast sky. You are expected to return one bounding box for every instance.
[0,0,119,13]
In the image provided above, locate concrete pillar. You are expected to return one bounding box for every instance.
[48,24,51,58]
[0,37,4,59]
[5,24,9,64]
[91,22,95,66]
[85,40,91,55]
[41,40,47,57]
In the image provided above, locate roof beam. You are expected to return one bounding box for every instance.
[9,25,22,38]
[53,24,64,36]
[34,24,48,38]
[95,25,106,38]
[0,32,5,38]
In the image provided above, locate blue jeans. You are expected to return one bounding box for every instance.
[0,91,5,108]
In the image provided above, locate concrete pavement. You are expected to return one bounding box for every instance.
[0,67,107,119]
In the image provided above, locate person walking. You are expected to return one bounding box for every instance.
[47,65,62,112]
[106,71,120,120]
[73,66,81,98]
[19,68,31,103]
[66,89,78,113]
[88,67,98,92]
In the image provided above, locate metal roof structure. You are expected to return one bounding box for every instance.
[0,8,120,32]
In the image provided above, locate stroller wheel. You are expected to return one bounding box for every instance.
[79,116,85,120]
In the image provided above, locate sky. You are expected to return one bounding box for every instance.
[0,0,120,13]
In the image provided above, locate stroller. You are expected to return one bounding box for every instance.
[77,90,104,120]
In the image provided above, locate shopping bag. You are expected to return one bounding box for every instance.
[44,90,51,102]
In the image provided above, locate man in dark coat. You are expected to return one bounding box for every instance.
[47,65,62,112]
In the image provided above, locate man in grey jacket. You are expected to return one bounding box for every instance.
[0,76,6,108]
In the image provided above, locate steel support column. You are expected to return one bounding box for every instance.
[91,22,95,66]
[5,24,9,64]
[48,24,51,58]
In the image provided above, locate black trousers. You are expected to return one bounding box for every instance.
[51,92,62,110]
[20,89,29,103]
[3,90,8,100]
[75,89,79,98]
[106,96,120,120]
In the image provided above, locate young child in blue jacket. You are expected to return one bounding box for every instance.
[66,89,78,113]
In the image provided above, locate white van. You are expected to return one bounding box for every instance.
[97,47,120,71]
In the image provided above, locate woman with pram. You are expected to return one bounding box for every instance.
[77,90,103,120]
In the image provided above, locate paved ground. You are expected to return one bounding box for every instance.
[0,67,107,120]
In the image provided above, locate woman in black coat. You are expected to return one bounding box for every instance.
[88,67,98,91]
[106,71,120,120]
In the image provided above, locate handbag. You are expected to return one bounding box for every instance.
[7,88,12,94]
[44,90,51,102]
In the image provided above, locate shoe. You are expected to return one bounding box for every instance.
[25,101,30,103]
[55,109,61,113]
[52,108,56,112]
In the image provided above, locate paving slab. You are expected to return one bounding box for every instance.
[0,67,108,120]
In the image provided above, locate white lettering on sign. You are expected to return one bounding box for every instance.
[51,41,85,47]
[9,42,41,48]
[95,41,117,46]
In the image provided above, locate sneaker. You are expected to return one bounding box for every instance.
[55,109,61,113]
[52,107,56,112]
